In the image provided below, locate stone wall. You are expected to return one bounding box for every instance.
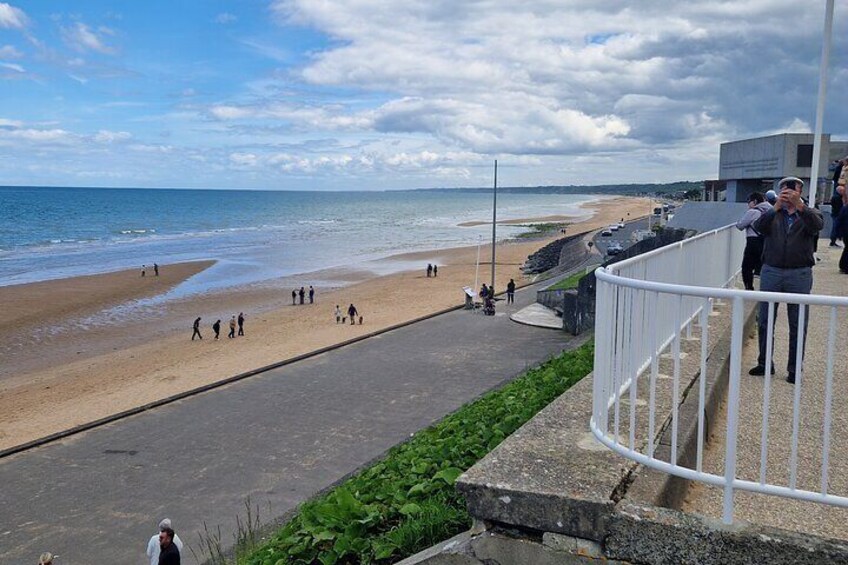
[562,227,691,335]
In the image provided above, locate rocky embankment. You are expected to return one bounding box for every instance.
[522,233,587,274]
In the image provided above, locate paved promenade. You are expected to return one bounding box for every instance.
[0,277,574,564]
[684,243,848,540]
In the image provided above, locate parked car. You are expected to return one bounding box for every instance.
[607,242,624,255]
[601,228,613,237]
[609,224,620,231]
[617,221,625,229]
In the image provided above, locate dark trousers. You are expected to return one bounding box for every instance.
[238,325,244,336]
[840,246,848,273]
[757,265,812,374]
[229,327,235,338]
[831,218,841,244]
[192,328,202,340]
[741,236,764,290]
[507,291,514,304]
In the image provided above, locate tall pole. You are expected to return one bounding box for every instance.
[474,235,482,297]
[491,160,498,293]
[809,0,835,208]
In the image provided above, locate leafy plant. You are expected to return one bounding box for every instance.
[237,342,593,565]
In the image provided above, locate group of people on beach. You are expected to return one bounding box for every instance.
[426,263,438,277]
[292,285,315,305]
[141,263,159,277]
[191,312,245,340]
[335,303,363,325]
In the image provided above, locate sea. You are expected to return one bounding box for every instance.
[0,186,604,295]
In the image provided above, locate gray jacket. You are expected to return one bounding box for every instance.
[736,202,773,238]
[753,205,823,268]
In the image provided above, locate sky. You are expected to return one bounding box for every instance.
[0,1,846,191]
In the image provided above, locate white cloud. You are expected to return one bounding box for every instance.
[62,22,116,55]
[0,3,27,29]
[229,152,258,166]
[93,130,132,143]
[0,44,22,58]
[0,61,23,72]
[0,117,22,127]
[215,12,238,24]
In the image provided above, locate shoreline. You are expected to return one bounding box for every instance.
[0,196,653,450]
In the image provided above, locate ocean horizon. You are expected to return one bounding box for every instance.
[1,186,607,293]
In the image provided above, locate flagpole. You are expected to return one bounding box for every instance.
[809,0,834,207]
[490,160,498,293]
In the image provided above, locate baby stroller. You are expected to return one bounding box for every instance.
[483,296,496,316]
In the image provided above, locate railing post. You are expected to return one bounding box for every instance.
[722,295,745,524]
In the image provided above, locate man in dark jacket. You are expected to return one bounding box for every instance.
[749,177,823,384]
[158,527,180,564]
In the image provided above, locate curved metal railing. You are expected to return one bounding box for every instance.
[591,224,848,523]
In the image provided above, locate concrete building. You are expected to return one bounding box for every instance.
[719,133,848,203]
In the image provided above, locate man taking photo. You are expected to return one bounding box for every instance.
[749,176,823,384]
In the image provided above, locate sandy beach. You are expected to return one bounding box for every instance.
[0,196,653,450]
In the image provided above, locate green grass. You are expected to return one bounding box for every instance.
[238,342,594,565]
[546,270,585,291]
[513,222,568,239]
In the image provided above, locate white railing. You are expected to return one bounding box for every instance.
[591,225,848,523]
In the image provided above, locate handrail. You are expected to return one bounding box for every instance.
[591,225,848,524]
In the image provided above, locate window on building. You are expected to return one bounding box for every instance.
[796,144,813,167]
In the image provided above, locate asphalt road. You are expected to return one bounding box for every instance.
[0,277,581,564]
[591,214,660,257]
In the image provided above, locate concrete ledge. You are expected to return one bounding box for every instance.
[606,502,848,565]
[456,372,635,541]
[399,526,629,565]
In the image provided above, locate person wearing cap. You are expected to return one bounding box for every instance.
[735,191,772,290]
[764,189,777,205]
[147,518,183,565]
[749,177,823,384]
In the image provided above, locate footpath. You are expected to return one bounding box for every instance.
[0,275,576,563]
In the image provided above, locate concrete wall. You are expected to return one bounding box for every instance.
[561,227,690,335]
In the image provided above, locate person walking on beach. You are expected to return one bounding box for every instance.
[237,312,245,336]
[433,265,437,277]
[192,317,202,340]
[157,526,181,565]
[506,278,516,304]
[299,286,305,305]
[309,286,315,304]
[212,319,221,340]
[292,289,297,305]
[228,316,236,339]
[146,518,183,565]
[749,177,823,384]
[426,263,432,277]
[141,265,146,277]
[154,263,159,276]
[335,305,342,324]
[347,304,358,325]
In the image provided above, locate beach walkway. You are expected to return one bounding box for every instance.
[0,276,578,563]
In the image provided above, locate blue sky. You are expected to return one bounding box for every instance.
[0,1,846,190]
